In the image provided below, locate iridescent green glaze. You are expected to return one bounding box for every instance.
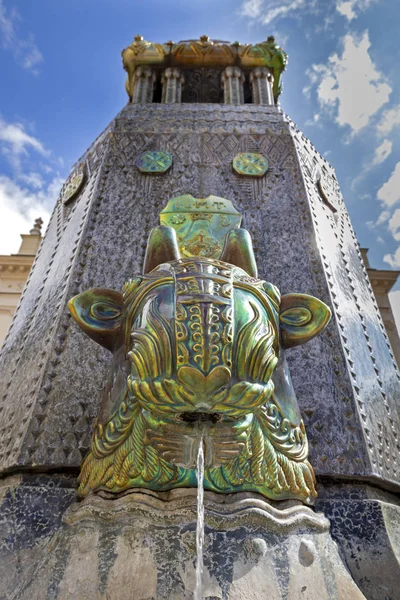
[159,195,242,259]
[136,151,172,173]
[254,36,288,103]
[232,153,269,177]
[69,223,330,504]
[62,170,85,205]
[279,293,331,348]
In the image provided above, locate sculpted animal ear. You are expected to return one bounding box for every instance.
[220,229,258,278]
[68,288,124,351]
[279,293,331,349]
[143,226,181,274]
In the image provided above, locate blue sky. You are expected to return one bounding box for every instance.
[0,0,399,322]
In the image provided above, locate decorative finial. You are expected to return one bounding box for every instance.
[30,217,43,236]
[199,35,210,43]
[133,34,144,43]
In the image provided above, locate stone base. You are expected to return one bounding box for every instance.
[0,474,76,600]
[317,483,400,600]
[1,483,366,600]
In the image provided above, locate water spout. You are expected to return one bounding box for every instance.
[194,435,205,600]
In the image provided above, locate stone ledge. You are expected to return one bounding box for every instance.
[65,488,330,533]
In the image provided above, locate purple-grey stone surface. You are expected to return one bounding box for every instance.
[0,102,399,600]
[0,488,368,600]
[0,104,398,488]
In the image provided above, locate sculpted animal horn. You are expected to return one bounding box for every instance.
[279,293,331,349]
[143,226,181,274]
[68,288,124,351]
[220,228,258,278]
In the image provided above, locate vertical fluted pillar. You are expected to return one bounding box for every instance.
[221,67,244,105]
[250,67,274,105]
[132,66,155,103]
[162,68,184,103]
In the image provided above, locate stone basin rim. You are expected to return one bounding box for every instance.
[64,488,330,532]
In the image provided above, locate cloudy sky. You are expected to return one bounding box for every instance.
[0,0,399,324]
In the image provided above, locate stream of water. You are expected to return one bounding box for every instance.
[194,435,205,600]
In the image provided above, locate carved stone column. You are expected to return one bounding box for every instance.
[162,68,184,103]
[250,67,274,105]
[132,66,155,104]
[221,67,244,105]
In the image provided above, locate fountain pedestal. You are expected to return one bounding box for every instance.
[1,34,399,600]
[6,489,365,600]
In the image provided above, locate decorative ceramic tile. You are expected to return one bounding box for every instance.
[62,171,85,205]
[232,152,269,176]
[315,168,339,213]
[136,151,172,173]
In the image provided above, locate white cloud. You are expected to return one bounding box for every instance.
[377,162,400,208]
[240,0,377,26]
[0,175,61,254]
[239,0,319,24]
[371,139,392,166]
[18,171,44,189]
[384,248,400,269]
[336,0,377,21]
[0,115,64,255]
[389,290,400,333]
[0,117,50,174]
[0,117,48,157]
[261,0,311,24]
[336,1,357,20]
[0,0,43,73]
[240,0,263,18]
[350,139,392,191]
[388,209,400,242]
[377,105,400,137]
[307,31,391,133]
[376,210,390,225]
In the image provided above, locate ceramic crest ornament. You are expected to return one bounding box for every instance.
[62,168,85,205]
[69,202,331,505]
[136,151,172,173]
[232,153,269,177]
[122,35,287,104]
[159,195,242,259]
[315,167,339,213]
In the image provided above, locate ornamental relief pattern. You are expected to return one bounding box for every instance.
[294,127,400,483]
[2,104,398,484]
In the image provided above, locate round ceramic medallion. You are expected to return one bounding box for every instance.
[136,151,173,173]
[62,171,85,205]
[232,153,269,176]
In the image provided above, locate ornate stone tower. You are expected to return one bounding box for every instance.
[0,36,399,600]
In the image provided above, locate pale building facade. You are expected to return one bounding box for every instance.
[361,248,400,367]
[0,219,42,345]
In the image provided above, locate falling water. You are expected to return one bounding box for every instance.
[194,435,205,600]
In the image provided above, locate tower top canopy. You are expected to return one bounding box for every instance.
[122,34,288,104]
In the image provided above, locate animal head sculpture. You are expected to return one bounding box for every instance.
[69,226,330,504]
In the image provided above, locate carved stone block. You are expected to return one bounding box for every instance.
[250,67,274,105]
[162,68,184,103]
[132,66,155,104]
[221,67,244,105]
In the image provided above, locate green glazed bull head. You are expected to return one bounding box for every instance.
[69,225,330,504]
